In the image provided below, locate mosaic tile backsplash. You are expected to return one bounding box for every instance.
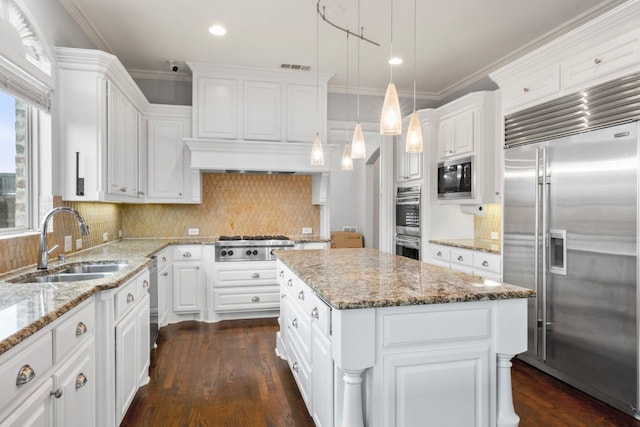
[474,204,502,242]
[122,173,320,238]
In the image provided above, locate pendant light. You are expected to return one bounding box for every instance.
[350,0,366,159]
[379,0,402,136]
[341,32,353,171]
[405,0,423,153]
[310,7,324,166]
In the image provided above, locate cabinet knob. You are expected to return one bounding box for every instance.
[127,293,135,303]
[437,251,442,257]
[137,191,145,196]
[279,270,284,277]
[76,322,88,336]
[594,58,602,65]
[183,252,192,258]
[281,293,287,299]
[119,187,127,192]
[251,296,260,303]
[292,361,299,373]
[75,373,88,389]
[50,388,63,399]
[457,255,464,262]
[251,273,260,279]
[179,192,182,196]
[292,318,298,328]
[162,256,166,262]
[298,290,305,300]
[16,365,35,385]
[311,307,319,319]
[143,280,149,288]
[163,271,169,277]
[482,260,489,267]
[495,191,500,196]
[523,87,530,93]
[287,278,293,287]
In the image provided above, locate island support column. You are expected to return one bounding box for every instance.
[332,308,376,427]
[496,299,528,427]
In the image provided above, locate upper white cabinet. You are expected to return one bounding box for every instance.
[395,110,437,184]
[56,48,148,203]
[438,109,474,159]
[188,63,332,143]
[491,3,640,115]
[146,105,201,203]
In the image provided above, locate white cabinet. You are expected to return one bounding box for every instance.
[56,47,147,203]
[156,249,171,328]
[395,116,422,183]
[212,261,280,313]
[189,63,331,143]
[311,317,333,427]
[429,243,502,282]
[0,378,53,427]
[438,109,475,159]
[54,341,95,427]
[171,246,205,314]
[146,105,201,203]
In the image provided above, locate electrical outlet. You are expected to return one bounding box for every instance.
[491,231,499,240]
[103,232,108,242]
[302,227,312,235]
[76,239,83,250]
[64,235,72,252]
[342,226,357,233]
[118,230,123,238]
[188,228,199,236]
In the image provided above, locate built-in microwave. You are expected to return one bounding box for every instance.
[437,156,473,200]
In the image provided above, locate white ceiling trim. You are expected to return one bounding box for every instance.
[58,0,112,53]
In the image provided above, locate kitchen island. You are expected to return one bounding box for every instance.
[275,248,534,427]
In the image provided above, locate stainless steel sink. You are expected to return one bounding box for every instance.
[59,262,129,274]
[10,272,114,283]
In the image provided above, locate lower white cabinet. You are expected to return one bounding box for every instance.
[311,322,333,427]
[156,249,171,327]
[429,243,502,282]
[212,261,280,313]
[172,246,205,314]
[0,378,53,427]
[53,341,95,427]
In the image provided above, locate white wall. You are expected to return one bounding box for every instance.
[133,78,191,106]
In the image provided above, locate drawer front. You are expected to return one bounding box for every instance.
[137,270,151,296]
[54,300,95,363]
[286,336,311,410]
[172,245,203,261]
[309,292,331,337]
[216,267,277,285]
[115,278,139,321]
[214,286,280,312]
[502,66,560,114]
[278,266,298,294]
[429,245,450,263]
[287,301,312,362]
[0,331,53,414]
[450,249,473,267]
[473,253,501,274]
[156,250,170,271]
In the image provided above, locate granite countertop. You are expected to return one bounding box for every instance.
[429,238,502,255]
[275,248,534,310]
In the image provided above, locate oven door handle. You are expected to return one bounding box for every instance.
[395,196,420,205]
[396,236,420,250]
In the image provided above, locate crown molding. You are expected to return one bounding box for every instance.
[128,68,192,82]
[58,0,112,53]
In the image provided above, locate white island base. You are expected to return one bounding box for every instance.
[276,259,528,427]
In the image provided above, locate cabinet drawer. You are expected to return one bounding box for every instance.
[310,293,331,337]
[172,246,203,261]
[0,331,53,414]
[54,300,95,363]
[451,249,473,267]
[213,286,280,312]
[278,265,298,294]
[286,336,311,410]
[137,270,151,296]
[473,253,501,274]
[501,67,560,114]
[429,245,450,263]
[287,301,312,362]
[216,267,276,284]
[115,278,139,321]
[156,250,170,270]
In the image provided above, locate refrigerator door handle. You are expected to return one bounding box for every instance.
[541,145,549,362]
[534,147,541,357]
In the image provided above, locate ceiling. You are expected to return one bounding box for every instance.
[59,0,628,100]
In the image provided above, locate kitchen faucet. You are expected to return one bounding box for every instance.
[37,207,89,270]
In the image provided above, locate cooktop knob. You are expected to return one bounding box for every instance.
[221,250,227,256]
[228,250,234,256]
[246,250,252,256]
[252,249,258,256]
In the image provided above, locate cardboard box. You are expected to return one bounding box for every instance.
[330,231,363,248]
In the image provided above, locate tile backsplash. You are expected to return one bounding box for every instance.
[474,204,502,241]
[122,173,320,238]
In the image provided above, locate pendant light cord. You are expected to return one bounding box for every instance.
[413,0,417,112]
[389,0,393,82]
[346,32,349,138]
[357,0,361,121]
[316,8,320,132]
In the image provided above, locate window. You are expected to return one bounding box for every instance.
[0,89,30,233]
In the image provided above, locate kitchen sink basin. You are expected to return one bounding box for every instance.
[10,272,114,283]
[59,262,129,274]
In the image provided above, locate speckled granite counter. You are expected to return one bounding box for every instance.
[275,248,533,310]
[429,238,502,254]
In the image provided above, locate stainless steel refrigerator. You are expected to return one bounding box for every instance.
[503,121,638,416]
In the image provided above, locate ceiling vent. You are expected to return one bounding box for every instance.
[280,64,311,71]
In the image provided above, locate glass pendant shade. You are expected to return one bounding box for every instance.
[380,82,402,135]
[351,123,366,159]
[310,133,324,166]
[341,143,353,170]
[405,111,423,153]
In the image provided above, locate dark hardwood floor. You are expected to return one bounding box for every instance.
[121,318,640,427]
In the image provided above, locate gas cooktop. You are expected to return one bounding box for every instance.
[217,235,291,241]
[214,235,294,262]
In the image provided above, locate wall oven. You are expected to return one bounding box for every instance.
[437,156,473,200]
[395,185,421,260]
[396,235,420,260]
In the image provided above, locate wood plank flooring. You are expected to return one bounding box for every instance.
[121,318,640,427]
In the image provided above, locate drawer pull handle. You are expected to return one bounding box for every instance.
[281,293,287,299]
[16,365,35,385]
[279,270,284,277]
[143,280,149,289]
[119,187,127,192]
[183,252,192,258]
[311,307,319,319]
[292,361,299,373]
[523,87,529,93]
[298,291,305,300]
[75,373,88,389]
[287,279,293,287]
[437,251,442,257]
[482,260,489,267]
[251,296,260,303]
[251,273,260,279]
[457,256,464,262]
[127,293,134,303]
[163,272,169,277]
[292,318,298,328]
[594,58,602,65]
[162,256,166,262]
[50,388,63,399]
[76,322,88,336]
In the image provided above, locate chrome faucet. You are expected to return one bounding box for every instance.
[37,207,89,270]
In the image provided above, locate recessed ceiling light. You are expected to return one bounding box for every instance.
[209,25,227,36]
[388,57,403,65]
